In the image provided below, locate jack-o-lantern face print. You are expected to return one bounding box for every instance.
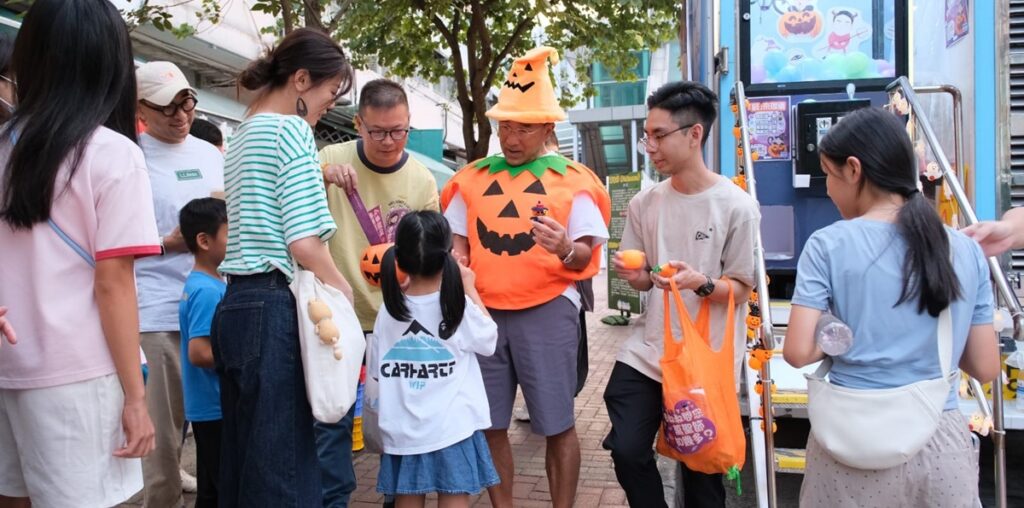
[778,6,822,38]
[503,62,537,93]
[360,243,390,286]
[360,243,407,287]
[476,175,548,256]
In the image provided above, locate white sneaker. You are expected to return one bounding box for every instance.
[513,406,531,422]
[180,468,198,493]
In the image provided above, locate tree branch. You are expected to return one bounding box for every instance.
[302,0,323,29]
[281,0,295,33]
[326,0,355,33]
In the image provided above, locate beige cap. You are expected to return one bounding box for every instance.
[136,61,194,106]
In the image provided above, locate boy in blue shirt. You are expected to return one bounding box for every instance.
[178,197,227,508]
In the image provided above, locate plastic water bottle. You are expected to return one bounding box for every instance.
[815,313,854,356]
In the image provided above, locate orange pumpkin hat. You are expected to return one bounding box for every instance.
[486,46,566,124]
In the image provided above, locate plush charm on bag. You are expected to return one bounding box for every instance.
[291,262,365,424]
[657,278,746,490]
[307,298,343,360]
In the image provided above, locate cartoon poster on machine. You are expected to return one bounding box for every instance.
[945,0,968,48]
[746,97,791,161]
[747,0,897,85]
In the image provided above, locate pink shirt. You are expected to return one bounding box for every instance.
[0,127,160,389]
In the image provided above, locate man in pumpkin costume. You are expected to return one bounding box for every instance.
[441,46,610,507]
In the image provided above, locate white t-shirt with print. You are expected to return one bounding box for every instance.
[371,292,497,455]
[136,133,224,332]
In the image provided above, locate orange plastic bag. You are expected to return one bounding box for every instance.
[656,278,746,480]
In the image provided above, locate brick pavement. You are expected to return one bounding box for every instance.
[122,270,661,508]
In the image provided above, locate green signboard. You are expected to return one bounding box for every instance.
[607,172,643,314]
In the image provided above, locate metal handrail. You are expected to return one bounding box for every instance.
[734,81,777,508]
[887,76,1013,508]
[913,85,969,206]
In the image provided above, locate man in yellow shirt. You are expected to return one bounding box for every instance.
[315,78,439,508]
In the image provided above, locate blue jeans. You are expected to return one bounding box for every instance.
[211,271,322,507]
[314,406,356,507]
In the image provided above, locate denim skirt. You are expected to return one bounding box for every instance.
[376,431,500,495]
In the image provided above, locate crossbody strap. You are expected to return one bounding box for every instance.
[48,219,95,268]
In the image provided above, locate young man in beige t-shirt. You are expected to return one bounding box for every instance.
[604,81,759,508]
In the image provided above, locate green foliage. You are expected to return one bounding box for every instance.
[335,0,679,156]
[337,1,678,108]
[124,0,222,38]
[129,0,679,156]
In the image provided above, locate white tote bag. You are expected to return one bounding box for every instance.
[805,307,956,470]
[290,264,365,424]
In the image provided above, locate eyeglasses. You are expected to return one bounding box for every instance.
[365,128,410,141]
[637,123,695,152]
[141,96,198,118]
[497,123,543,138]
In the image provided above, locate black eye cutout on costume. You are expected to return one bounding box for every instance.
[483,181,503,196]
[525,63,533,71]
[523,180,546,195]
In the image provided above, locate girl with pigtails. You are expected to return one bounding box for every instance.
[372,210,500,508]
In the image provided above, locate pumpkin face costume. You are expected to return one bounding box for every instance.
[441,153,609,309]
[441,46,611,310]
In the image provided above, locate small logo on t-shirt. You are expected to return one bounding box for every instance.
[176,169,203,181]
[379,320,456,390]
[695,228,712,241]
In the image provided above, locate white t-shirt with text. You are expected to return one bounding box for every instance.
[371,292,497,455]
[136,134,224,332]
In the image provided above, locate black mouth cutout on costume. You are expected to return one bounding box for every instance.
[503,80,535,93]
[363,271,381,283]
[476,218,535,256]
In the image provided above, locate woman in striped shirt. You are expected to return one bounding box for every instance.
[213,28,355,506]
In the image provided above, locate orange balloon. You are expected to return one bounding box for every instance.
[655,264,678,277]
[619,249,646,270]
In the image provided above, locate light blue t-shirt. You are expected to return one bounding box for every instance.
[179,271,226,422]
[792,219,993,409]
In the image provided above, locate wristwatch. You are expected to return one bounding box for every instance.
[695,275,715,297]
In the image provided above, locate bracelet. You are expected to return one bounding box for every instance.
[560,244,576,265]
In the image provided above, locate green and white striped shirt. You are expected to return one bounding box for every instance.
[220,113,336,281]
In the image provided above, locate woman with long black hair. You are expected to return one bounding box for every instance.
[0,1,159,506]
[784,107,999,507]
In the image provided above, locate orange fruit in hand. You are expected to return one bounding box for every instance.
[619,249,645,270]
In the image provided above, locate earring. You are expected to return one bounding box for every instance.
[296,97,308,117]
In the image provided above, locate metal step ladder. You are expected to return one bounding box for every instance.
[730,78,1024,508]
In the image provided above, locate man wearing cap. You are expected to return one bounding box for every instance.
[441,47,610,508]
[135,61,224,507]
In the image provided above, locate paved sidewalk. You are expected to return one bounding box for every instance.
[122,269,670,507]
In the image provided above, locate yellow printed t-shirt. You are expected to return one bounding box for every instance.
[320,140,440,330]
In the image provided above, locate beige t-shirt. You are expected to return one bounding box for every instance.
[617,175,759,383]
